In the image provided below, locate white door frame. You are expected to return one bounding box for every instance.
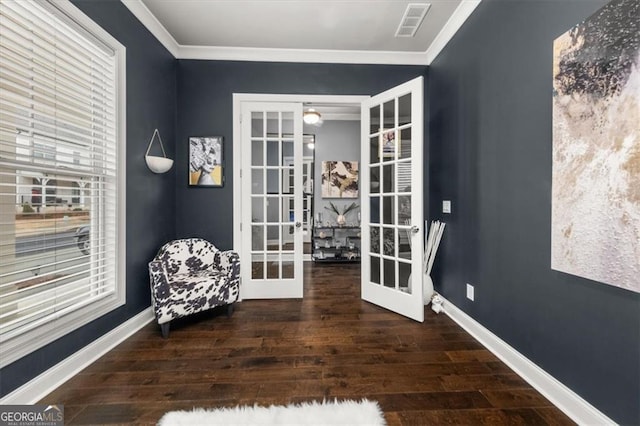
[232,94,369,294]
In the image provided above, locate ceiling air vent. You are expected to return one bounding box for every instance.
[395,3,431,38]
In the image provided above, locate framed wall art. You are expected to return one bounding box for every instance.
[321,161,359,198]
[189,136,224,187]
[380,129,398,158]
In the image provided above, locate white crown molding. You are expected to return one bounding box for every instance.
[121,0,482,65]
[0,308,154,405]
[425,0,482,64]
[440,297,615,426]
[120,0,180,58]
[178,45,430,65]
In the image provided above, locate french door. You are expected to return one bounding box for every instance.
[240,102,304,298]
[360,77,424,322]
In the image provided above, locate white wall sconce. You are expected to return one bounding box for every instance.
[145,128,173,173]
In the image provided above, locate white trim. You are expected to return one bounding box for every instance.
[116,8,128,323]
[0,308,154,405]
[120,0,482,65]
[234,94,370,105]
[120,0,180,58]
[179,45,429,65]
[425,0,482,64]
[441,296,616,426]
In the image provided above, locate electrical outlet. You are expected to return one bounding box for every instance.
[443,200,452,214]
[466,283,474,301]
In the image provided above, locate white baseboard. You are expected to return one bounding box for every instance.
[0,307,154,404]
[441,297,615,425]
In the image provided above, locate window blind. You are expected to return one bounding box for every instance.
[0,0,121,357]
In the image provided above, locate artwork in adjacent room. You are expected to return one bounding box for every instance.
[189,136,223,187]
[321,161,359,198]
[551,0,639,293]
[380,129,397,158]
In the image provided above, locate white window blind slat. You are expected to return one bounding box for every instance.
[1,3,114,74]
[0,63,116,119]
[2,270,103,303]
[0,158,114,179]
[0,266,117,311]
[0,84,116,133]
[1,262,115,301]
[0,0,124,368]
[1,275,117,321]
[0,102,115,147]
[17,0,115,62]
[1,278,116,323]
[0,246,116,276]
[0,24,116,94]
[0,254,92,279]
[0,41,116,99]
[0,119,116,154]
[0,25,115,92]
[0,158,117,181]
[0,282,115,341]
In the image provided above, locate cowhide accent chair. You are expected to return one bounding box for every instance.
[148,238,240,338]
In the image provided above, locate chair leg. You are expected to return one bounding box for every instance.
[160,322,170,339]
[226,303,235,318]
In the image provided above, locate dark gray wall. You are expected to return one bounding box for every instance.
[0,0,177,397]
[428,1,639,424]
[176,61,427,248]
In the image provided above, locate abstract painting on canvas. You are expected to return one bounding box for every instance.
[552,0,639,293]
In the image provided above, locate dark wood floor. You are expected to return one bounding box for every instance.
[41,263,574,425]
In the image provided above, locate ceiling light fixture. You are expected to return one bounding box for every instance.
[303,108,321,125]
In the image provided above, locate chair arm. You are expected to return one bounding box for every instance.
[215,250,240,282]
[148,260,170,311]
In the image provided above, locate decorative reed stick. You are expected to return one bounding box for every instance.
[424,220,445,275]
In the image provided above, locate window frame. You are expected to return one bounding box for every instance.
[0,0,127,368]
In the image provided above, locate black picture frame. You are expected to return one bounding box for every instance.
[189,136,224,187]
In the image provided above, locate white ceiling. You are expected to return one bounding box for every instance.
[122,0,481,65]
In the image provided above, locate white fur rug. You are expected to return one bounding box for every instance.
[157,399,385,425]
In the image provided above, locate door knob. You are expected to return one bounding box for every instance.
[295,222,302,228]
[411,225,419,234]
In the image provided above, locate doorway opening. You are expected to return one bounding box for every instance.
[233,95,366,300]
[233,77,425,322]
